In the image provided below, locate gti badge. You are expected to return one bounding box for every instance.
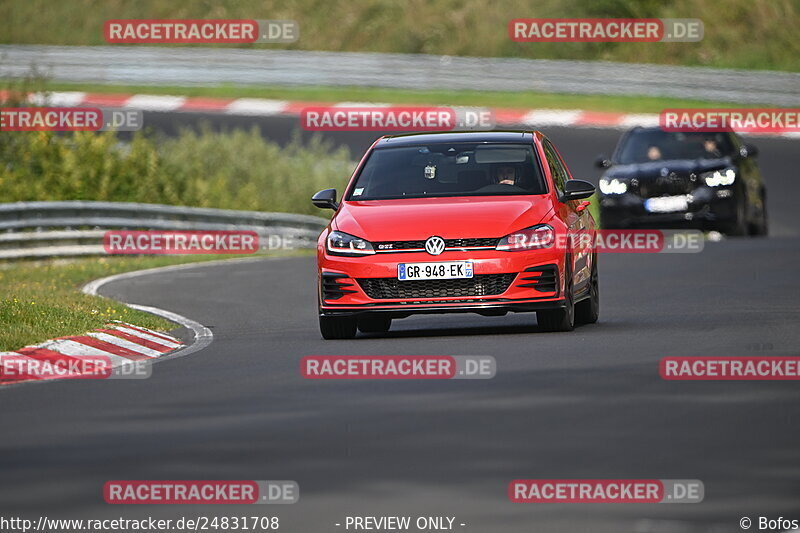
[425,236,446,256]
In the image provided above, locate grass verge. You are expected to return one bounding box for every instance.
[1,0,798,72]
[0,251,310,352]
[44,82,773,114]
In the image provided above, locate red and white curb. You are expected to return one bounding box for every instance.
[0,322,184,385]
[0,259,228,387]
[2,90,797,139]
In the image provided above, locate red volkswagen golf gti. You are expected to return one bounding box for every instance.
[312,131,599,339]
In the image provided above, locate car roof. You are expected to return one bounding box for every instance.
[626,125,733,136]
[376,130,540,147]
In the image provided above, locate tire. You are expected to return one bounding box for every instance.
[723,192,748,236]
[319,315,357,339]
[357,315,392,333]
[537,261,575,332]
[749,189,769,237]
[575,254,599,325]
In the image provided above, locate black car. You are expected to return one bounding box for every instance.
[596,127,768,236]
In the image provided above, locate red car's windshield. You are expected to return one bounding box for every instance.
[347,143,547,200]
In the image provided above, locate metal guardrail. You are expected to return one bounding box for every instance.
[0,201,328,259]
[2,45,799,106]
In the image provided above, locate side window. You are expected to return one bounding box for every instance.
[552,144,573,181]
[542,140,566,196]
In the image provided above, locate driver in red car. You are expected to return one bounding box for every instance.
[494,164,517,186]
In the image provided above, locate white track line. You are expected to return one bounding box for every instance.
[1,252,291,390]
[113,321,181,343]
[78,259,281,363]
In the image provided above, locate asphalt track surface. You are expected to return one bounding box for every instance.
[2,112,799,532]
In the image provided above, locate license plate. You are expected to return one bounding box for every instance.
[398,261,473,281]
[645,195,690,213]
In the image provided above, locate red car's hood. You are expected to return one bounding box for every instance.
[334,196,554,240]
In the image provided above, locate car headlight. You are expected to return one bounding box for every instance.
[599,178,628,195]
[701,168,736,187]
[496,224,555,251]
[326,230,375,256]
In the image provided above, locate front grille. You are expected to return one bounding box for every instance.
[374,237,498,252]
[634,175,696,198]
[516,265,558,293]
[357,273,516,300]
[444,237,499,248]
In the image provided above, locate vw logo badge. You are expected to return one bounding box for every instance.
[425,236,446,256]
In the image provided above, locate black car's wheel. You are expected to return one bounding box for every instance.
[575,254,599,325]
[749,189,769,236]
[319,315,357,339]
[537,261,575,332]
[357,315,392,333]
[723,191,748,236]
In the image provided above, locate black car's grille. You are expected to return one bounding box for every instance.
[634,175,696,198]
[357,273,516,300]
[374,237,498,252]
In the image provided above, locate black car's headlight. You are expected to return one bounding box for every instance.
[598,178,628,195]
[326,230,376,256]
[700,168,736,187]
[496,224,555,251]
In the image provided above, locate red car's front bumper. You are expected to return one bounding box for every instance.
[318,246,566,317]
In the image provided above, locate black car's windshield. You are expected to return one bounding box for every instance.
[347,143,547,200]
[616,130,736,164]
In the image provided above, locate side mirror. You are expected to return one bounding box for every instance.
[559,179,596,202]
[595,154,612,168]
[740,143,758,159]
[312,188,339,210]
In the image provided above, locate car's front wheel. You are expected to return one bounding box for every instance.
[537,264,575,332]
[749,189,768,236]
[319,315,357,339]
[722,190,748,236]
[575,254,599,325]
